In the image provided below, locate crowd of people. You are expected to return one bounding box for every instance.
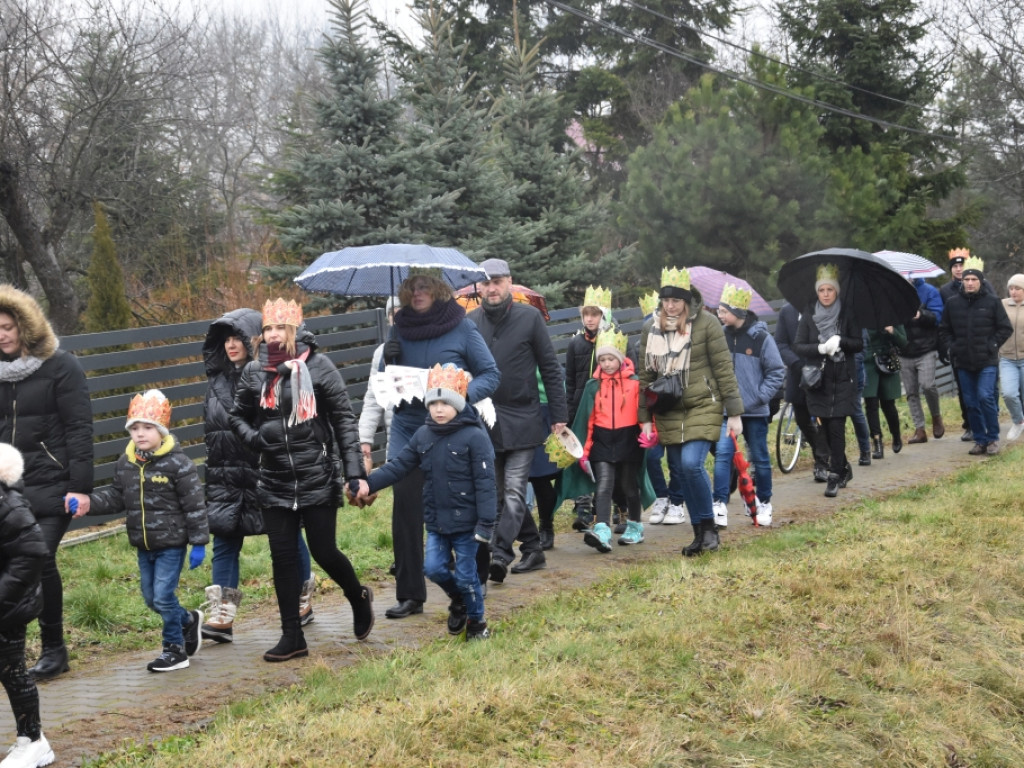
[0,245,1018,767]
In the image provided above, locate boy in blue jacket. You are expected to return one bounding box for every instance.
[351,364,496,640]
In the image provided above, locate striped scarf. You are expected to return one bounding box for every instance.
[260,343,317,425]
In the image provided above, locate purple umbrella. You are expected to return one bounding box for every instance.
[688,266,773,315]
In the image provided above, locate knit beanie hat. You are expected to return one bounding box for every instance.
[948,247,969,266]
[815,263,840,293]
[424,363,469,413]
[1008,274,1024,291]
[659,267,692,302]
[126,389,172,437]
[594,329,627,365]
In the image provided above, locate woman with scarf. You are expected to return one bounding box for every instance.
[380,273,500,619]
[793,264,864,498]
[229,299,373,661]
[637,268,743,557]
[0,285,93,681]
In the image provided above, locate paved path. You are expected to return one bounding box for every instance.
[8,423,1014,766]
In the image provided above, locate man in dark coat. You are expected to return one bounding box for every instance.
[900,278,945,443]
[468,258,568,582]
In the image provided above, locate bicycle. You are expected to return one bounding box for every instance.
[775,400,803,474]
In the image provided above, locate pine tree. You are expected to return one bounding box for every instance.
[83,202,133,333]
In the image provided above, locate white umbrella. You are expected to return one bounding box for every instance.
[873,250,945,279]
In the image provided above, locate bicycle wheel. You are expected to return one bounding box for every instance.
[775,401,803,474]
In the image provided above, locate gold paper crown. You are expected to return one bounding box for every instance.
[816,263,840,284]
[594,328,628,357]
[582,285,612,311]
[963,255,985,273]
[660,267,691,291]
[948,247,971,262]
[126,389,171,430]
[638,291,660,316]
[262,298,302,327]
[426,363,469,398]
[720,282,752,311]
[543,430,583,469]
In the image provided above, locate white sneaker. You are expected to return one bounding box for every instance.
[661,503,687,525]
[1,734,54,768]
[755,499,773,527]
[1008,422,1024,441]
[712,500,729,528]
[647,497,669,525]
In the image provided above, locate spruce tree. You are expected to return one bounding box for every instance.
[83,202,133,333]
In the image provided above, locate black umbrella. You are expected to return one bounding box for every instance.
[776,248,920,330]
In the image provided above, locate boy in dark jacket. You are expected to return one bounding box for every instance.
[351,364,496,640]
[0,443,54,767]
[67,390,209,672]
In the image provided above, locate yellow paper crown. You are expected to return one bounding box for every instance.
[426,363,469,398]
[543,430,583,469]
[126,389,171,430]
[582,285,612,311]
[594,328,628,357]
[816,263,840,284]
[660,267,691,291]
[262,298,302,327]
[720,282,752,311]
[948,247,971,262]
[638,291,660,316]
[963,255,985,273]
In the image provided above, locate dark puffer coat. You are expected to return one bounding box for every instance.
[203,309,263,537]
[229,327,363,511]
[792,304,864,418]
[0,285,94,519]
[939,285,1013,371]
[0,444,46,630]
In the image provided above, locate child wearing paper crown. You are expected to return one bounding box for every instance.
[351,364,496,640]
[66,389,209,673]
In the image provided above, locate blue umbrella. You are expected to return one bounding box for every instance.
[295,243,488,297]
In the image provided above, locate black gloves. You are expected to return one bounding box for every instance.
[383,339,402,364]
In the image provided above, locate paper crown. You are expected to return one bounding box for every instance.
[948,247,970,262]
[126,389,172,432]
[963,255,985,274]
[543,429,584,469]
[262,298,302,327]
[594,328,628,357]
[638,291,660,317]
[660,267,691,291]
[582,285,612,311]
[720,283,752,311]
[426,363,469,398]
[816,263,840,284]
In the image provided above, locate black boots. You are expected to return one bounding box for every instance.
[891,431,903,454]
[682,519,719,558]
[263,620,308,662]
[871,436,884,460]
[29,622,69,681]
[825,473,840,497]
[858,448,871,466]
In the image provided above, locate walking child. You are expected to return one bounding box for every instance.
[351,364,495,640]
[67,390,208,672]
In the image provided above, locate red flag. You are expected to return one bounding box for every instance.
[731,433,759,525]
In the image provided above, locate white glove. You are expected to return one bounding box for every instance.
[727,415,743,436]
[817,343,828,355]
[824,335,841,356]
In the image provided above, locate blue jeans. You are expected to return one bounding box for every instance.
[491,448,539,565]
[851,353,870,454]
[665,440,714,524]
[137,547,191,648]
[212,531,311,589]
[424,531,484,622]
[959,366,1000,444]
[713,417,772,504]
[999,357,1024,425]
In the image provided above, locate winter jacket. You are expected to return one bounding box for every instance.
[999,299,1024,361]
[468,301,568,452]
[864,326,908,400]
[901,280,942,359]
[565,330,598,424]
[364,405,496,541]
[583,357,643,464]
[774,302,806,404]
[229,327,363,511]
[0,285,94,519]
[723,313,785,418]
[203,308,263,537]
[358,343,393,447]
[792,304,864,419]
[0,444,46,630]
[939,286,1013,371]
[636,290,743,444]
[88,435,208,551]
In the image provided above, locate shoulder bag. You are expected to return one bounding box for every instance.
[800,360,825,391]
[644,372,683,414]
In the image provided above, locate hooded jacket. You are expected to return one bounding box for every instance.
[229,325,363,511]
[722,313,786,418]
[583,356,643,463]
[901,279,942,359]
[0,443,46,630]
[0,285,94,518]
[203,308,263,537]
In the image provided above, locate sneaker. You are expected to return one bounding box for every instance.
[618,520,644,545]
[961,429,974,442]
[147,644,189,672]
[647,497,669,525]
[465,619,491,641]
[1009,422,1024,441]
[968,442,987,455]
[661,503,687,525]
[183,609,202,658]
[583,522,613,553]
[1,734,54,768]
[755,499,773,527]
[447,599,468,635]
[986,441,1001,455]
[712,500,729,529]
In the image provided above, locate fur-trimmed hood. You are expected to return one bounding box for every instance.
[0,284,58,361]
[0,443,24,486]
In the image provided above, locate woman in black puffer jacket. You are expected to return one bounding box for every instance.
[229,299,372,661]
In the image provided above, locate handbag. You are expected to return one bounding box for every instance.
[644,372,683,414]
[873,347,901,374]
[800,361,825,390]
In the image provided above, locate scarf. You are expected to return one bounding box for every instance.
[259,341,316,425]
[812,299,846,362]
[0,354,45,383]
[644,317,693,385]
[481,293,514,321]
[394,299,465,341]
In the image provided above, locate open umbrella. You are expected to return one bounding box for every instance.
[874,250,945,279]
[295,243,487,297]
[454,283,549,320]
[688,266,773,315]
[776,248,920,330]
